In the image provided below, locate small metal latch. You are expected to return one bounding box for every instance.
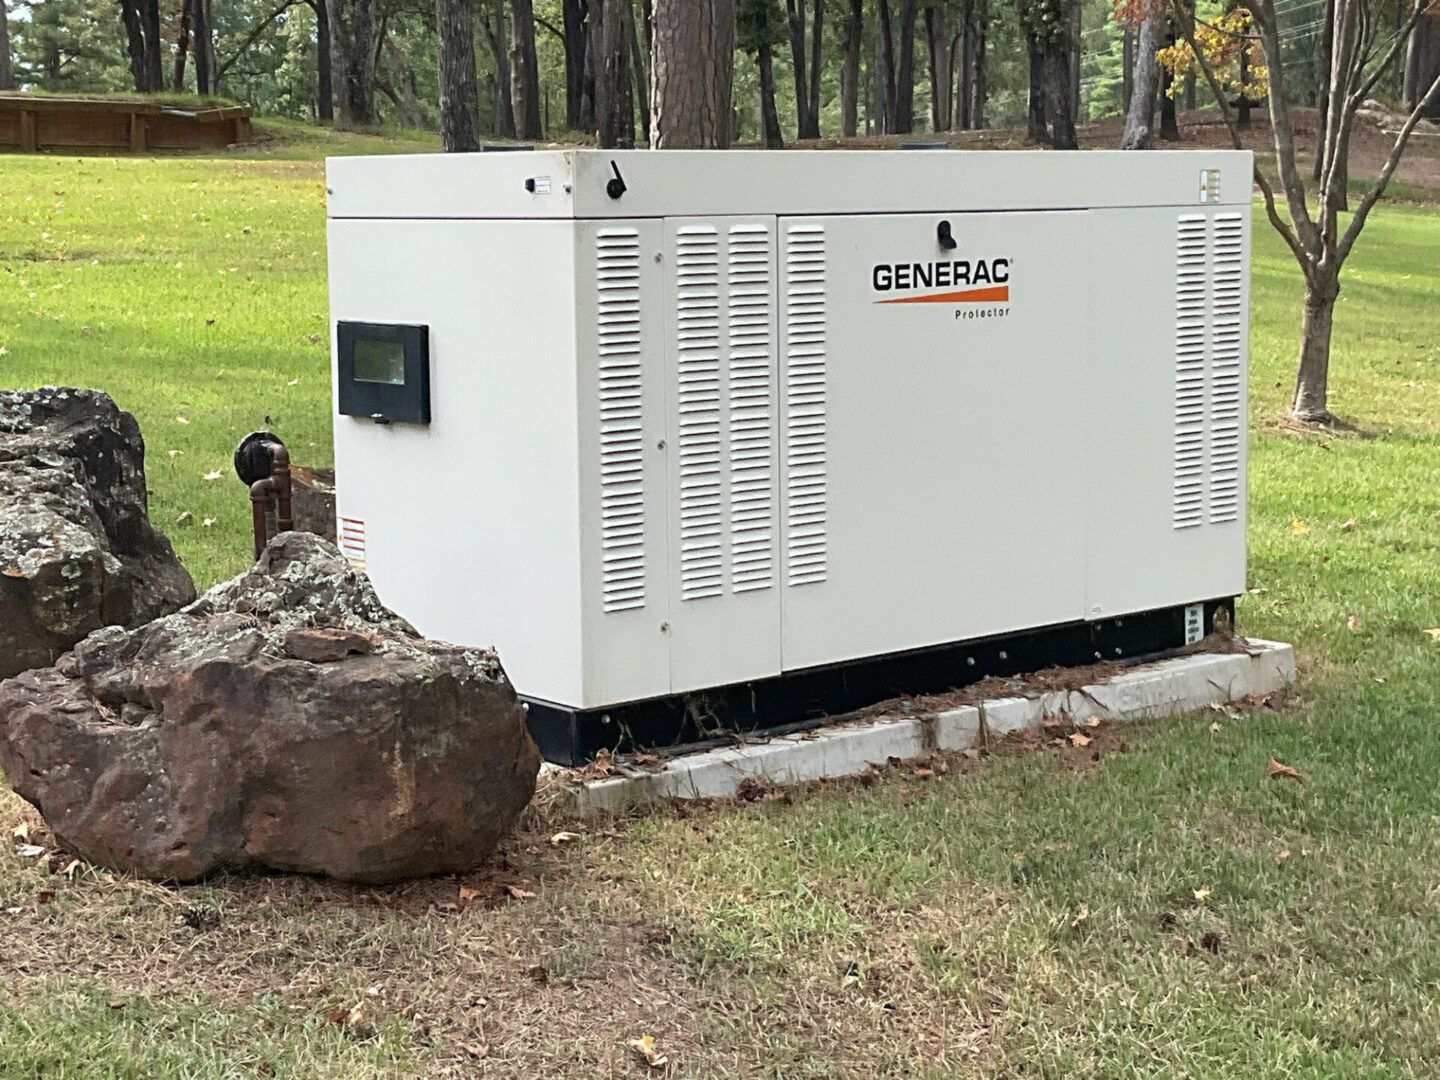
[937,219,957,250]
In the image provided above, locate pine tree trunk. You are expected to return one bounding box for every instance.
[877,0,897,132]
[0,0,11,91]
[596,0,634,146]
[840,0,863,136]
[968,0,987,128]
[143,0,163,91]
[510,0,544,138]
[120,0,150,92]
[563,0,587,129]
[437,0,481,150]
[892,0,919,133]
[758,36,784,146]
[312,0,334,120]
[1237,42,1251,130]
[1122,26,1133,112]
[173,0,193,92]
[629,0,650,143]
[650,0,736,148]
[808,0,824,134]
[1043,37,1076,148]
[925,4,953,132]
[328,0,380,126]
[1027,31,1047,142]
[480,0,516,135]
[1158,22,1178,140]
[785,0,815,139]
[1291,279,1339,422]
[1121,14,1163,149]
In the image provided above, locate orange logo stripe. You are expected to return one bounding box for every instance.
[876,285,1010,305]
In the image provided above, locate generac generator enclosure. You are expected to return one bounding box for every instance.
[327,149,1253,763]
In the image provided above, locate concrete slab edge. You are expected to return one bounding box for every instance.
[570,639,1297,816]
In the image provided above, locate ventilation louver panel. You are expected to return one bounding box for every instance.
[783,223,828,586]
[675,225,726,601]
[1173,215,1208,529]
[1208,213,1244,524]
[727,223,777,594]
[596,228,647,612]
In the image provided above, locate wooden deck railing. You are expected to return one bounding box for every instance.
[0,96,253,153]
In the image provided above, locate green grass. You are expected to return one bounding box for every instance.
[2,140,1440,1077]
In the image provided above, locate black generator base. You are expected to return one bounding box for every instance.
[523,597,1235,766]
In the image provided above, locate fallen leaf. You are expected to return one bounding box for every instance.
[175,416,190,425]
[458,885,481,904]
[1423,629,1440,643]
[1082,716,1101,728]
[1068,732,1092,748]
[14,843,44,858]
[1209,721,1221,733]
[549,831,582,846]
[202,470,222,481]
[202,518,216,527]
[1347,614,1361,631]
[458,1041,489,1059]
[1374,676,1386,683]
[167,448,183,457]
[626,1034,667,1068]
[59,859,82,879]
[36,889,55,904]
[1070,903,1090,928]
[1290,518,1309,534]
[108,1000,126,1011]
[1193,886,1212,903]
[505,884,536,900]
[912,766,936,778]
[1276,849,1291,863]
[1266,757,1305,782]
[1340,518,1356,531]
[175,510,193,525]
[12,823,29,842]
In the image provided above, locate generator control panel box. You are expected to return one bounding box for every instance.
[327,149,1252,762]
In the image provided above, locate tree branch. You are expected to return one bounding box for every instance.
[535,14,566,43]
[1349,0,1430,108]
[1337,69,1440,264]
[218,0,299,77]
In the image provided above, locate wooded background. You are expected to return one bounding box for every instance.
[3,0,1437,146]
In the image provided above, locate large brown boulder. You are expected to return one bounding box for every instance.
[0,387,196,679]
[0,532,540,883]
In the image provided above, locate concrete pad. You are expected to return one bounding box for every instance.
[567,639,1297,816]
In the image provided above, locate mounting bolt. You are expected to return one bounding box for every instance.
[656,438,667,450]
[998,650,1008,661]
[659,622,670,633]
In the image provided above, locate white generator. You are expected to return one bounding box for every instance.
[326,149,1252,763]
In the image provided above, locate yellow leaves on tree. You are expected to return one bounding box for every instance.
[1155,8,1268,101]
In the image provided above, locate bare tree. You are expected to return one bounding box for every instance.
[437,0,480,149]
[650,0,737,147]
[840,0,864,135]
[1120,9,1164,147]
[1173,0,1440,421]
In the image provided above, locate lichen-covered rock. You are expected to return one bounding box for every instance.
[0,532,540,884]
[0,387,195,679]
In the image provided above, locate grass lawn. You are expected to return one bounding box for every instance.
[2,135,1440,1078]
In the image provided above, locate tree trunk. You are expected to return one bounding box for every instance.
[480,0,517,136]
[563,0,587,129]
[785,0,819,139]
[194,0,213,94]
[967,0,986,128]
[437,0,481,150]
[510,0,544,138]
[1122,25,1133,112]
[1313,0,1334,179]
[892,0,920,133]
[328,0,380,126]
[143,0,163,91]
[925,4,953,132]
[596,0,634,146]
[650,0,736,148]
[840,0,863,136]
[1404,8,1440,120]
[312,0,334,120]
[1043,36,1076,148]
[758,34,784,146]
[1027,31,1047,143]
[875,4,891,132]
[1159,60,1178,139]
[119,0,150,91]
[629,0,650,143]
[1291,279,1339,422]
[809,0,824,134]
[1121,14,1163,149]
[1236,39,1251,130]
[173,0,193,93]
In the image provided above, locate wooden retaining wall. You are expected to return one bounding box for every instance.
[0,96,253,153]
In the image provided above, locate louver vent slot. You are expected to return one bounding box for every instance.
[783,223,828,587]
[676,225,725,601]
[1209,213,1244,524]
[1173,215,1207,529]
[727,223,776,594]
[597,228,647,612]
